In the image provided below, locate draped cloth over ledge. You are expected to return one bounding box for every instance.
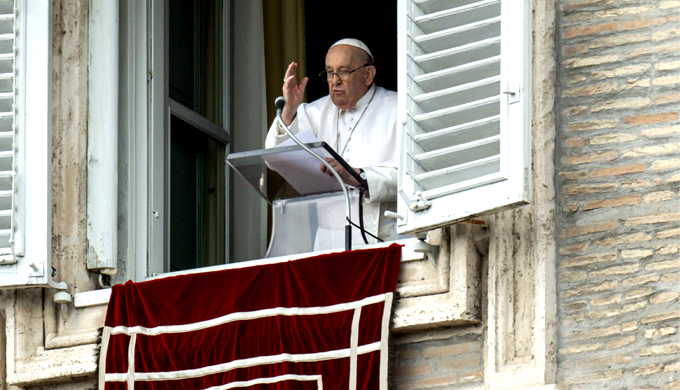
[99,244,402,390]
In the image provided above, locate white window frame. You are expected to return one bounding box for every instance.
[396,0,532,235]
[0,0,65,288]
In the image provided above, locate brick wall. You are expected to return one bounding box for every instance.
[392,326,485,390]
[556,0,680,388]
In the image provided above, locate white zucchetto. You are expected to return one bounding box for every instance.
[328,38,374,63]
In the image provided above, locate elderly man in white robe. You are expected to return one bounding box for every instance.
[266,38,399,248]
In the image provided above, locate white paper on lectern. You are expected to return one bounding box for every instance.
[263,128,342,195]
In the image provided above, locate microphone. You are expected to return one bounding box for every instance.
[275,96,286,112]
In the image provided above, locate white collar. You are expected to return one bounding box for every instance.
[342,84,376,112]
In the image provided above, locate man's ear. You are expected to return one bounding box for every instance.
[365,65,376,86]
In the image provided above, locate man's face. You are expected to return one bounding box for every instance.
[325,45,373,110]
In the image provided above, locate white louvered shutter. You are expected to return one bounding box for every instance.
[397,0,531,235]
[0,1,65,288]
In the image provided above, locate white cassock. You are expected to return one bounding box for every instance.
[266,84,399,250]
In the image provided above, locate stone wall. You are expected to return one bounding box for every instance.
[555,0,680,388]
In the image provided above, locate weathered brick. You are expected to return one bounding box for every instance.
[647,259,680,270]
[458,371,482,383]
[624,112,678,125]
[626,287,653,299]
[563,202,579,212]
[634,365,663,376]
[622,321,638,332]
[596,232,651,247]
[396,374,458,390]
[564,82,617,97]
[665,380,680,390]
[658,228,680,239]
[588,301,647,319]
[651,291,679,304]
[560,343,603,355]
[567,119,618,131]
[566,106,589,115]
[569,74,588,84]
[622,143,679,157]
[640,343,680,356]
[645,191,675,203]
[591,294,622,306]
[560,170,588,181]
[592,64,650,79]
[665,362,680,372]
[658,244,679,255]
[564,370,622,384]
[565,22,619,38]
[395,364,431,378]
[592,97,650,112]
[645,327,676,339]
[438,355,481,371]
[563,252,618,267]
[590,163,646,177]
[606,335,635,349]
[652,159,680,170]
[566,301,588,312]
[399,349,419,360]
[653,29,680,41]
[626,213,680,226]
[660,0,680,8]
[565,138,588,148]
[565,55,619,69]
[564,151,618,165]
[643,126,680,137]
[422,342,478,358]
[561,242,590,254]
[668,174,680,182]
[589,264,638,278]
[564,183,618,194]
[564,280,617,298]
[589,33,649,49]
[657,61,680,71]
[563,221,617,237]
[653,93,680,105]
[621,179,651,188]
[573,353,632,367]
[625,43,679,58]
[562,0,615,12]
[590,133,637,144]
[621,17,667,31]
[662,273,680,282]
[622,273,660,286]
[595,6,653,18]
[565,44,588,57]
[561,270,588,282]
[622,249,653,258]
[654,75,680,85]
[584,194,641,210]
[622,78,651,91]
[565,313,586,324]
[641,311,680,324]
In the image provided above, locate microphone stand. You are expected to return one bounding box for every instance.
[275,97,353,251]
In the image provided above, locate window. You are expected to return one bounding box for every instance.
[0,0,65,288]
[396,0,532,234]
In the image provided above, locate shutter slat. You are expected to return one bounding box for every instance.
[414,155,500,191]
[414,95,500,131]
[415,0,500,34]
[414,37,500,73]
[415,56,500,92]
[415,135,500,171]
[414,16,501,53]
[415,76,499,112]
[415,115,500,151]
[415,0,480,13]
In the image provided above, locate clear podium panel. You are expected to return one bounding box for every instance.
[265,190,380,258]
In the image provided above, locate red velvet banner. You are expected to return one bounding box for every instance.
[100,244,402,390]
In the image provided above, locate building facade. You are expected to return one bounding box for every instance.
[0,0,678,389]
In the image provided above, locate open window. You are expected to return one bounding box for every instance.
[396,0,532,234]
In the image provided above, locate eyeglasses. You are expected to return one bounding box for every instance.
[319,64,370,82]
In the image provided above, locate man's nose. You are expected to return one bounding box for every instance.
[330,73,342,84]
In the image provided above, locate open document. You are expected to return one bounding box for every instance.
[262,128,343,195]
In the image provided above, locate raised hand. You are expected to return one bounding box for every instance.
[282,62,309,126]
